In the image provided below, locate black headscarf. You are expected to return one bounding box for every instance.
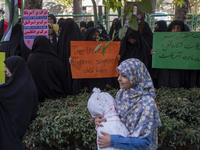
[0,56,38,150]
[119,27,151,71]
[139,21,153,49]
[48,14,57,24]
[80,21,87,28]
[57,18,83,94]
[109,18,122,41]
[57,18,65,34]
[167,20,185,31]
[95,23,111,41]
[86,21,95,29]
[82,27,99,41]
[0,19,22,58]
[27,36,68,101]
[155,20,167,32]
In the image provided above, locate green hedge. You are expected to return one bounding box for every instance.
[24,88,200,150]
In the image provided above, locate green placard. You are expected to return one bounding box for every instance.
[152,32,200,70]
[0,52,5,84]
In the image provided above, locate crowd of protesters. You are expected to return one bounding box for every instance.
[0,13,199,99]
[0,8,199,149]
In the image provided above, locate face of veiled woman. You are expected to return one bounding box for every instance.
[118,70,131,89]
[172,25,181,32]
[4,66,12,77]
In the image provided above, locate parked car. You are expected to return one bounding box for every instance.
[153,12,172,21]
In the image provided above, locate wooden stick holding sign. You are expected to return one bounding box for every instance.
[70,41,120,79]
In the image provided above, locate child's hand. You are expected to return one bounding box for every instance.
[95,115,107,131]
[98,131,111,148]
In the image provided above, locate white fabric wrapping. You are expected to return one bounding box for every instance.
[88,88,129,150]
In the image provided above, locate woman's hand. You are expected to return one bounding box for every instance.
[95,115,106,131]
[118,55,121,61]
[69,57,72,64]
[98,131,111,148]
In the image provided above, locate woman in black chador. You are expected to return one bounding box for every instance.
[167,20,197,88]
[83,27,100,41]
[86,21,95,29]
[57,18,83,95]
[95,23,111,41]
[27,36,68,101]
[0,56,38,150]
[109,18,122,41]
[82,27,116,91]
[151,20,168,88]
[119,27,151,72]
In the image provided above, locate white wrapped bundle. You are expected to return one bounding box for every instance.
[88,88,129,150]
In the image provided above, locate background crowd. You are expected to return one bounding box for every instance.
[0,6,199,149]
[0,12,199,101]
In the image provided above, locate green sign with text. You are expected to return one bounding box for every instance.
[152,32,200,70]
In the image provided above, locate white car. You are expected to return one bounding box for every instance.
[153,12,172,21]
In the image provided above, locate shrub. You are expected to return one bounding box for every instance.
[24,88,200,150]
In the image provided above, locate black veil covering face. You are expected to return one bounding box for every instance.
[57,18,83,95]
[109,18,122,41]
[0,56,38,150]
[27,36,68,101]
[119,27,151,72]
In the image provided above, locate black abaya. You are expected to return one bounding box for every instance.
[0,56,38,150]
[27,36,68,101]
[119,27,151,71]
[57,18,83,94]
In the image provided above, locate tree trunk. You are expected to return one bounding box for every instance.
[91,0,98,25]
[24,0,43,9]
[175,0,189,21]
[150,0,156,14]
[73,0,82,23]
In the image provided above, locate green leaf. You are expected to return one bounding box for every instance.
[117,1,123,7]
[102,0,107,5]
[126,12,133,20]
[94,43,102,52]
[137,0,152,13]
[129,15,138,30]
[125,3,134,15]
[113,5,117,12]
[102,42,110,56]
[119,26,127,40]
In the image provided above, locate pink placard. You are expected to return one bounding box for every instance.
[23,9,48,50]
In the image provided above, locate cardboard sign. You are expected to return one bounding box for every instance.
[152,32,200,70]
[71,41,120,79]
[23,9,48,50]
[0,52,5,84]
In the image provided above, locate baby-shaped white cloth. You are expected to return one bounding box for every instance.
[88,88,129,150]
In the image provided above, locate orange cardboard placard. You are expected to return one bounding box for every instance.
[70,41,120,79]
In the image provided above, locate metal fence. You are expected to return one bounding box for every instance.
[54,13,200,32]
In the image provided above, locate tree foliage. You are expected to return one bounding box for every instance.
[54,0,73,9]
